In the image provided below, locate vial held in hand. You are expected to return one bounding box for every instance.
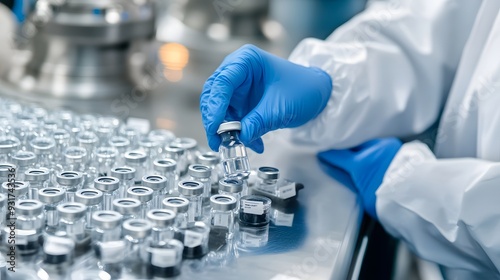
[217,121,250,179]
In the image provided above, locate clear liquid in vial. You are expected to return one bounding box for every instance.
[221,156,250,178]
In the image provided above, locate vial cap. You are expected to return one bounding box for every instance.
[122,219,153,239]
[257,166,280,180]
[11,150,36,167]
[110,167,136,180]
[197,152,220,166]
[92,210,122,229]
[177,180,204,196]
[146,209,176,227]
[25,168,50,182]
[142,175,168,190]
[16,199,43,216]
[218,178,243,193]
[217,121,241,134]
[53,129,70,143]
[0,163,16,177]
[94,177,120,193]
[57,202,87,221]
[2,181,29,196]
[30,137,56,154]
[188,164,211,179]
[38,188,66,204]
[0,193,6,207]
[76,131,99,146]
[56,171,84,186]
[164,146,185,157]
[127,186,153,202]
[210,194,237,211]
[64,146,88,164]
[108,136,130,150]
[170,138,197,151]
[74,189,103,206]
[153,158,177,173]
[0,136,20,152]
[162,197,189,214]
[113,198,141,215]
[124,150,147,164]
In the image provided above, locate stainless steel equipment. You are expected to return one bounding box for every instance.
[2,0,155,99]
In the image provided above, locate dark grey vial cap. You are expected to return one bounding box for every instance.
[11,151,36,167]
[210,194,237,211]
[16,199,43,216]
[124,150,147,164]
[127,186,154,203]
[142,175,168,191]
[0,163,16,177]
[162,197,189,214]
[94,177,120,193]
[2,181,29,196]
[219,178,244,193]
[56,171,84,186]
[197,152,220,166]
[57,203,87,221]
[25,168,50,182]
[153,159,176,173]
[122,219,152,239]
[217,121,241,134]
[257,166,280,180]
[113,198,141,215]
[177,180,204,196]
[74,189,103,206]
[146,209,176,228]
[188,164,211,179]
[38,188,66,204]
[111,167,136,180]
[92,210,122,229]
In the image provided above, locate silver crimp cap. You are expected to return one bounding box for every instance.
[218,178,244,193]
[92,210,122,229]
[122,219,153,239]
[38,188,66,204]
[257,166,280,180]
[146,209,176,228]
[57,203,87,221]
[56,171,84,186]
[153,159,177,173]
[94,177,120,193]
[142,175,168,191]
[188,164,211,179]
[16,199,43,216]
[113,198,141,215]
[127,186,154,203]
[162,197,189,214]
[177,180,204,196]
[74,189,103,206]
[110,167,136,180]
[210,194,237,211]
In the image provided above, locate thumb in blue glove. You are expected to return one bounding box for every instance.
[200,44,332,153]
[317,138,402,219]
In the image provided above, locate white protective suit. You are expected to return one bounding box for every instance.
[289,0,500,278]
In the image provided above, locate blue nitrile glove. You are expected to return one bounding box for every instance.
[200,44,332,153]
[317,138,402,219]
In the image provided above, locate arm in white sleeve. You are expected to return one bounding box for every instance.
[288,0,482,150]
[376,142,500,278]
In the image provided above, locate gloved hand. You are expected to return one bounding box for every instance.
[317,138,402,219]
[200,44,332,153]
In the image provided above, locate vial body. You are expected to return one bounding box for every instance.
[217,122,250,178]
[144,239,183,278]
[12,200,45,255]
[210,194,237,240]
[178,181,204,224]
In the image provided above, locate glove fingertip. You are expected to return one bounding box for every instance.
[248,138,264,154]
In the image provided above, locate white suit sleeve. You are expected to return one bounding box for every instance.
[376,142,500,278]
[288,0,482,150]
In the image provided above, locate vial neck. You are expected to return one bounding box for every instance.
[220,131,239,142]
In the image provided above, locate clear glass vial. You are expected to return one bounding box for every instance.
[218,178,244,211]
[56,202,87,244]
[52,129,70,161]
[110,166,136,198]
[210,194,237,239]
[170,138,198,168]
[180,221,210,259]
[177,180,204,224]
[164,145,186,176]
[93,177,119,211]
[40,235,75,278]
[153,159,177,193]
[127,186,154,219]
[76,131,99,162]
[112,198,142,221]
[142,175,168,209]
[63,146,88,172]
[124,150,148,185]
[197,152,222,191]
[24,168,50,200]
[217,121,251,178]
[30,136,56,169]
[10,150,36,181]
[13,200,45,255]
[188,164,212,202]
[0,163,16,186]
[257,166,280,195]
[91,211,126,271]
[2,181,29,201]
[38,188,66,233]
[146,209,176,245]
[238,195,272,227]
[91,210,123,244]
[0,136,21,162]
[138,135,161,171]
[94,147,118,177]
[162,197,189,229]
[144,239,183,278]
[108,136,130,166]
[74,189,103,230]
[56,171,84,202]
[122,218,152,269]
[0,194,6,230]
